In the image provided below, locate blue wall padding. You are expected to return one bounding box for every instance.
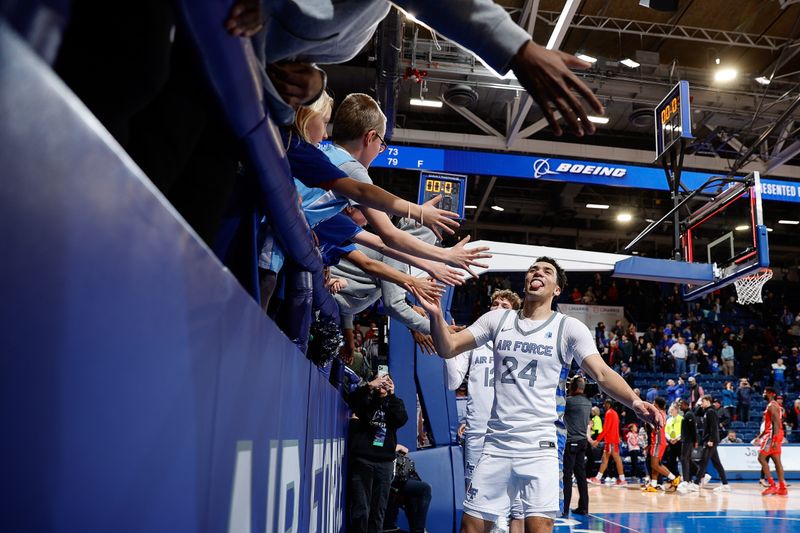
[0,23,347,533]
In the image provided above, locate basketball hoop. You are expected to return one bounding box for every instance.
[733,268,773,304]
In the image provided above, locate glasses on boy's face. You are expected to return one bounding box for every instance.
[373,131,387,153]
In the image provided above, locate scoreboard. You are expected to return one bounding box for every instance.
[654,80,693,160]
[417,172,467,220]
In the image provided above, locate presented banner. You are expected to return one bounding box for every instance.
[557,303,627,331]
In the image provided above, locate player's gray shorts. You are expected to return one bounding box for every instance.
[464,453,559,521]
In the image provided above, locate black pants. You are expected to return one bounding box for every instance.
[694,445,728,484]
[665,442,681,475]
[680,442,696,481]
[348,457,394,533]
[383,479,432,533]
[563,440,589,513]
[628,449,644,478]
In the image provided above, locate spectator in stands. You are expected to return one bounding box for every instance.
[562,376,592,517]
[582,286,597,304]
[670,336,689,376]
[721,381,736,424]
[736,378,753,423]
[666,378,684,405]
[687,376,704,406]
[687,342,700,376]
[606,280,619,305]
[620,335,634,366]
[646,342,658,371]
[693,396,730,493]
[709,355,721,375]
[383,444,432,533]
[720,430,742,444]
[595,322,606,345]
[612,320,625,339]
[571,286,583,304]
[782,306,795,329]
[701,339,716,365]
[621,363,635,390]
[720,340,735,376]
[346,374,408,532]
[772,358,787,393]
[677,400,698,491]
[646,383,661,403]
[787,399,800,431]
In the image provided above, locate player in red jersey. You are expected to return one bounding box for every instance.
[588,399,627,486]
[644,397,679,492]
[757,387,788,495]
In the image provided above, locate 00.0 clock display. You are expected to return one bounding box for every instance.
[425,179,454,194]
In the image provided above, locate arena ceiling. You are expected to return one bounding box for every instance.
[325,0,800,271]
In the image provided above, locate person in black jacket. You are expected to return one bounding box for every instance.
[692,396,730,492]
[347,374,409,532]
[677,400,698,490]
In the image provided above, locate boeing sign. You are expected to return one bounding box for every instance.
[533,158,628,178]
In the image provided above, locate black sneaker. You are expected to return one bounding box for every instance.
[572,508,588,516]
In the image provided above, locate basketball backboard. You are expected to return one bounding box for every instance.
[680,171,769,299]
[612,172,769,301]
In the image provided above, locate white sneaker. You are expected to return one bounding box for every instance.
[688,482,700,492]
[703,474,712,484]
[713,484,731,493]
[676,481,690,494]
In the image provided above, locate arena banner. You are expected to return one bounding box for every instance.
[557,303,626,331]
[372,144,800,203]
[0,31,348,533]
[717,445,800,473]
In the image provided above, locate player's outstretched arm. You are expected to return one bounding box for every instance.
[408,285,477,359]
[581,354,663,428]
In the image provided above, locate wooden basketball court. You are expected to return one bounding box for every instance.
[557,483,800,532]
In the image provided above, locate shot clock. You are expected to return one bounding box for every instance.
[654,80,693,160]
[417,172,467,220]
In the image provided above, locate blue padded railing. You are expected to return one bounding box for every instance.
[172,0,319,275]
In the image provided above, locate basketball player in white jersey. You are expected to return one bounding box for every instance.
[445,289,524,533]
[411,257,663,533]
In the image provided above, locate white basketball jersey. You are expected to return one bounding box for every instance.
[467,309,595,458]
[464,343,495,437]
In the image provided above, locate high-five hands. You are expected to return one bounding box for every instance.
[510,41,605,137]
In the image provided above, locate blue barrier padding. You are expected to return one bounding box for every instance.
[0,23,347,532]
[613,256,715,284]
[399,446,459,532]
[416,343,454,447]
[389,324,419,451]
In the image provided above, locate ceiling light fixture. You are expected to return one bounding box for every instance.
[586,203,610,209]
[587,116,610,124]
[755,76,771,86]
[714,67,737,82]
[576,53,598,64]
[464,204,477,209]
[410,98,443,108]
[645,218,656,223]
[778,219,800,225]
[620,58,640,69]
[617,213,633,222]
[491,205,505,212]
[734,225,750,231]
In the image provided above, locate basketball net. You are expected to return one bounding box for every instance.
[733,268,773,304]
